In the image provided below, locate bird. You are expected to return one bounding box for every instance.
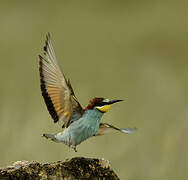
[39,33,136,152]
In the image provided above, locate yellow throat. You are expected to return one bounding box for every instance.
[96,105,111,113]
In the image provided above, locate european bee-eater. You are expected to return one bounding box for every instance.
[39,33,136,152]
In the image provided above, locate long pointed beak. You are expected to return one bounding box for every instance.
[108,99,124,105]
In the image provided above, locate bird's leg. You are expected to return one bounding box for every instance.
[73,145,77,152]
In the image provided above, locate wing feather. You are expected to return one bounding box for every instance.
[39,33,83,127]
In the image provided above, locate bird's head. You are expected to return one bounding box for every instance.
[84,97,123,113]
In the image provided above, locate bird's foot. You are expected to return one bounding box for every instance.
[72,145,77,152]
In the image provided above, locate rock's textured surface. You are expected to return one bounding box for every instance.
[0,157,119,180]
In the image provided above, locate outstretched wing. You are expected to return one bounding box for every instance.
[96,123,136,135]
[39,33,83,128]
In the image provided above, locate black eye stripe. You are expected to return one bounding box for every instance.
[95,102,109,107]
[94,99,123,107]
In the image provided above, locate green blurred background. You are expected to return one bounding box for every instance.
[0,0,188,179]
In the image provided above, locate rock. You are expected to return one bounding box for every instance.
[0,157,119,180]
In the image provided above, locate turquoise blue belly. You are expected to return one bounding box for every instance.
[63,109,103,146]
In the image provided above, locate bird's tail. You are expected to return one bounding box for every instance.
[43,133,59,143]
[96,123,136,135]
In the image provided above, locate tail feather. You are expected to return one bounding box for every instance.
[43,133,59,142]
[96,123,136,135]
[119,128,137,134]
